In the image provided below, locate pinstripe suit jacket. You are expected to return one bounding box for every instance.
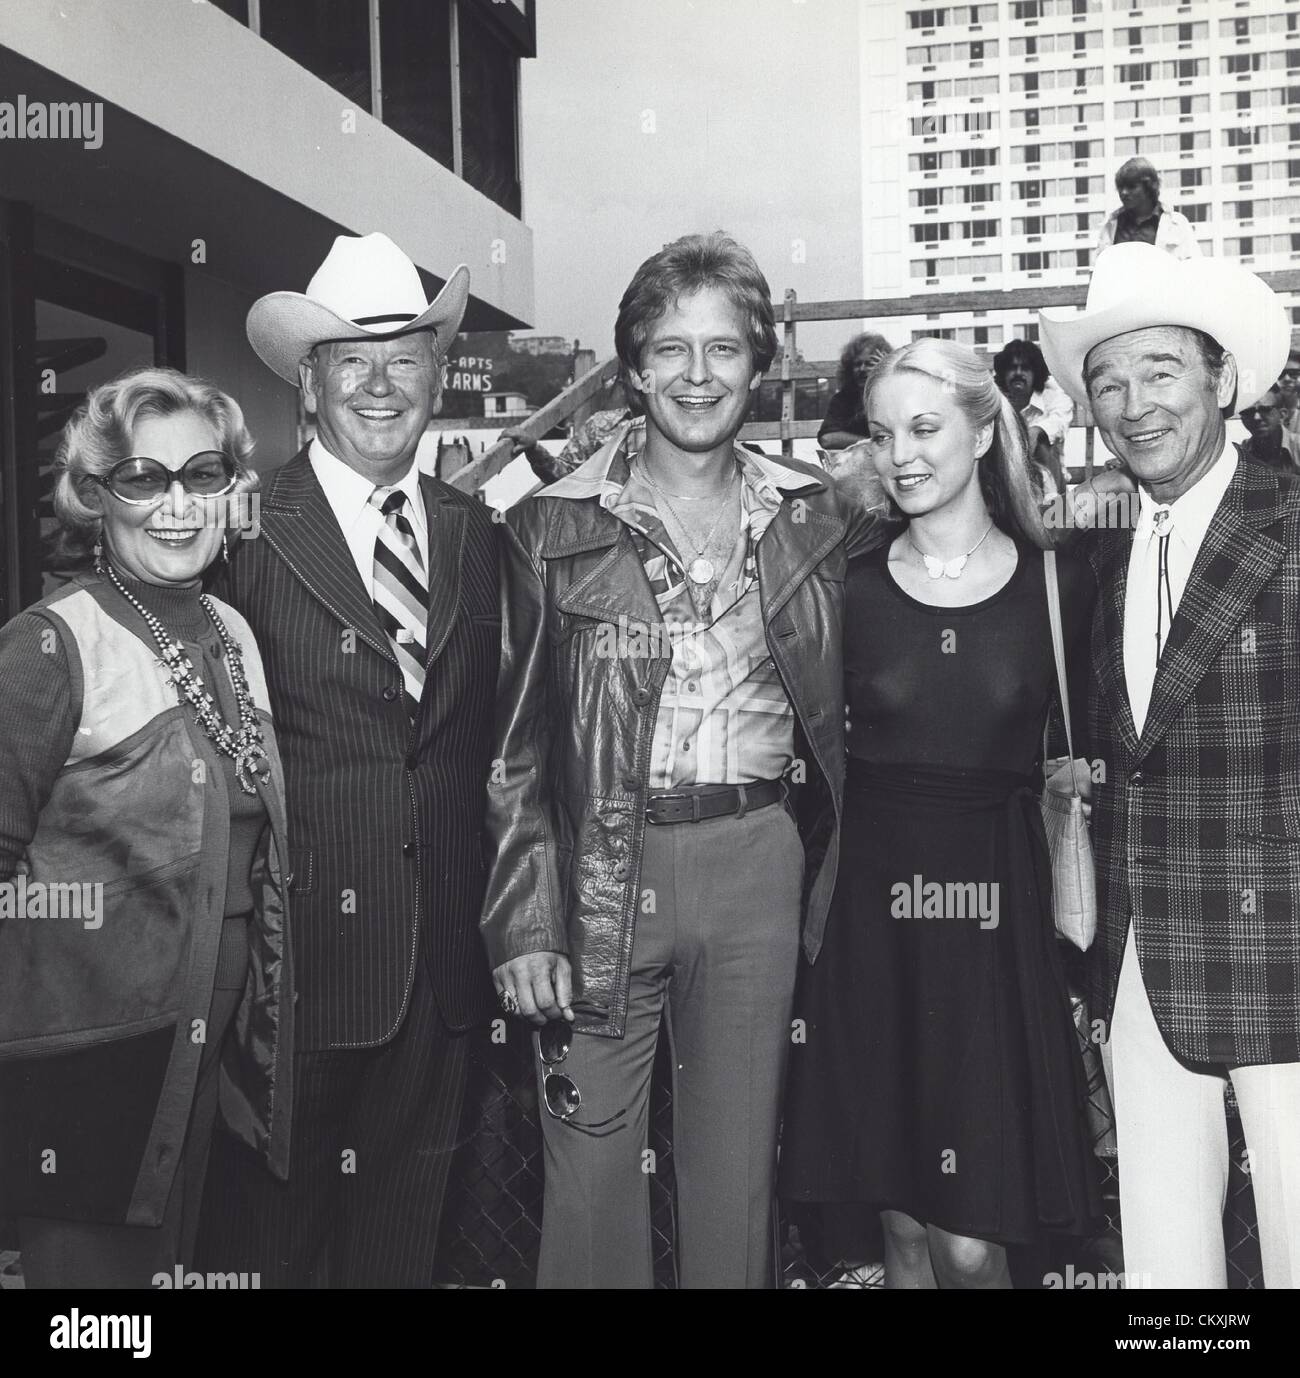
[1087,455,1300,1066]
[211,448,499,1051]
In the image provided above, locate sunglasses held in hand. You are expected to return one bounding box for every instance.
[538,1022,626,1137]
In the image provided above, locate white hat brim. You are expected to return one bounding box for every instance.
[1039,253,1289,413]
[246,264,471,384]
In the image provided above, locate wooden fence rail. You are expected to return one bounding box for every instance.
[451,269,1300,494]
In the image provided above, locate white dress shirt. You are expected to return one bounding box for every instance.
[1123,438,1237,737]
[309,437,429,599]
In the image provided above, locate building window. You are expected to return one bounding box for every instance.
[458,0,522,216]
[380,0,455,168]
[261,0,374,113]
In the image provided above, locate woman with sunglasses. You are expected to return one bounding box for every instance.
[0,367,293,1287]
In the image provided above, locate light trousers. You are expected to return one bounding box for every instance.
[535,802,804,1289]
[1102,926,1300,1289]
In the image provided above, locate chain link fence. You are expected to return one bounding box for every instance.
[434,989,1264,1290]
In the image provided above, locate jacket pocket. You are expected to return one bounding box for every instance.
[1237,831,1300,848]
[287,847,315,894]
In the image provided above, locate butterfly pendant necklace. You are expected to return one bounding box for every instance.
[907,521,994,580]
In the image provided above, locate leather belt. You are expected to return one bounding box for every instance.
[644,778,784,825]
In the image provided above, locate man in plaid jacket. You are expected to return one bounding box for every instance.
[1042,245,1300,1289]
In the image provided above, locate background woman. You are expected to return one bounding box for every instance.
[780,338,1098,1288]
[0,367,293,1288]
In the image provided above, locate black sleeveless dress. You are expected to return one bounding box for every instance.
[779,539,1100,1245]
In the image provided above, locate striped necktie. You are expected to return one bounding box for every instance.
[370,487,428,718]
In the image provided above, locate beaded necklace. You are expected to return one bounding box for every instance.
[97,556,270,795]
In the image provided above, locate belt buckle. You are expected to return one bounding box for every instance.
[646,790,700,824]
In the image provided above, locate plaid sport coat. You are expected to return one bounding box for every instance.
[1088,454,1300,1065]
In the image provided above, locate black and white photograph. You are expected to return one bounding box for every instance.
[0,0,1297,1351]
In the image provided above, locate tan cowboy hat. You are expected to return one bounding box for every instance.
[247,232,470,384]
[1039,243,1289,411]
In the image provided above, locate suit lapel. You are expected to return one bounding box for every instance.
[419,476,466,669]
[1135,463,1287,760]
[1092,526,1139,758]
[258,449,393,663]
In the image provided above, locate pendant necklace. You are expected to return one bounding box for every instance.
[907,521,994,581]
[637,459,738,587]
[97,556,271,794]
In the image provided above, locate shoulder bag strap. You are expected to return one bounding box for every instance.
[1043,549,1080,797]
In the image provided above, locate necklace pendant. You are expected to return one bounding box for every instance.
[688,557,715,585]
[235,744,270,796]
[921,552,969,580]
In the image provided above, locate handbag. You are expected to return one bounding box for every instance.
[1039,549,1097,951]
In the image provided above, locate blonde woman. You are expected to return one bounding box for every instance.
[780,339,1099,1288]
[0,367,292,1287]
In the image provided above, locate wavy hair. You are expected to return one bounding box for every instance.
[992,339,1049,395]
[51,366,258,566]
[614,232,778,391]
[837,332,893,394]
[864,337,1054,549]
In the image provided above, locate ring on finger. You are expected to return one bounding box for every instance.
[499,988,519,1017]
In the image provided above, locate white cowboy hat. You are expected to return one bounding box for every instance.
[1039,243,1289,411]
[247,232,470,384]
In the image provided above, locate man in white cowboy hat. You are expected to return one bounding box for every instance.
[1041,243,1300,1288]
[195,232,501,1286]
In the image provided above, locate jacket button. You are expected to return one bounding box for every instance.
[383,685,400,702]
[631,688,651,707]
[1130,771,1145,787]
[622,775,639,792]
[402,841,417,856]
[405,756,419,771]
[613,862,630,881]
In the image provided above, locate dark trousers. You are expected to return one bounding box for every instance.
[195,942,470,1288]
[19,985,242,1289]
[536,803,804,1289]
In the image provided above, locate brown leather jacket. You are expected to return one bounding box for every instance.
[481,445,885,1038]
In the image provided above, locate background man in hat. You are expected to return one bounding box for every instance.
[196,232,500,1286]
[1094,157,1200,262]
[1042,243,1300,1288]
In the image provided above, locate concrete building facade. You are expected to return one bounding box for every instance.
[0,0,535,621]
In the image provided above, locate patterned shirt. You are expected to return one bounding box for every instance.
[541,420,821,788]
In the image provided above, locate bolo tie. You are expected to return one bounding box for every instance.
[1151,505,1175,663]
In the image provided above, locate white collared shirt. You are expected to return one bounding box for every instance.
[1123,437,1237,736]
[309,437,429,598]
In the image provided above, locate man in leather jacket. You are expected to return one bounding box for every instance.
[481,233,884,1288]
